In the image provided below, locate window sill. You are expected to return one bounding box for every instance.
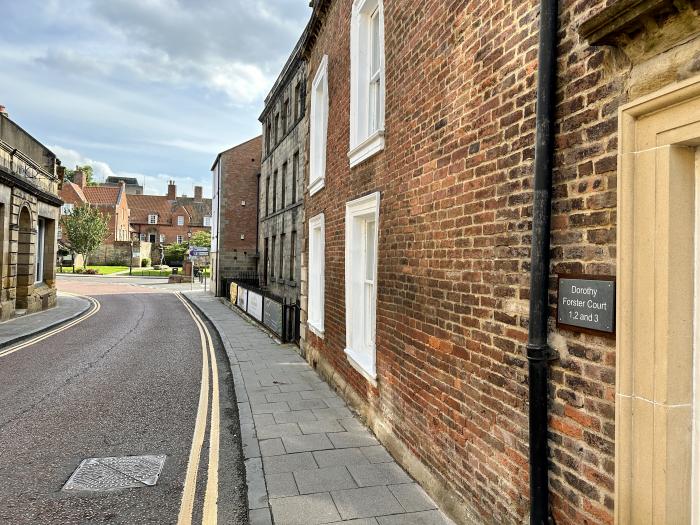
[309,176,325,196]
[348,130,385,168]
[344,347,377,386]
[308,320,324,339]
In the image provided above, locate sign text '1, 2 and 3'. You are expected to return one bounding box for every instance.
[557,276,615,334]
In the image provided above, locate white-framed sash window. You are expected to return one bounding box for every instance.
[349,0,385,167]
[309,55,329,196]
[177,215,184,226]
[345,192,380,382]
[148,214,158,225]
[308,213,325,337]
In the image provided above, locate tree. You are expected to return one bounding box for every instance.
[62,205,109,268]
[65,165,97,186]
[164,242,188,266]
[189,230,211,248]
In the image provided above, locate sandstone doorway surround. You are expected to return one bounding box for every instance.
[617,74,700,523]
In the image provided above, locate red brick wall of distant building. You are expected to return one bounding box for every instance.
[300,0,631,524]
[218,137,261,254]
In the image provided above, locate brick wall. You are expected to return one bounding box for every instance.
[296,0,668,523]
[213,136,261,285]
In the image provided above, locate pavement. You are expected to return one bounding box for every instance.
[0,281,247,524]
[0,292,92,349]
[184,290,455,525]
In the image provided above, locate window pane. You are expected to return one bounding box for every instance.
[370,9,380,75]
[365,220,375,281]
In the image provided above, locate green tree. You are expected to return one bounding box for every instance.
[189,230,211,248]
[65,165,97,186]
[62,205,109,268]
[164,242,188,266]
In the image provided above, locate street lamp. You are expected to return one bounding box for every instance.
[130,233,139,276]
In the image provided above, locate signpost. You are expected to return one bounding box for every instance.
[557,275,615,335]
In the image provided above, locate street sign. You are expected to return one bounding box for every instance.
[189,246,209,257]
[557,275,615,335]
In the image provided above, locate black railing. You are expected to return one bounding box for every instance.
[223,277,300,345]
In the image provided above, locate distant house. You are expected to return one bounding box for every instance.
[101,175,143,195]
[59,171,130,264]
[210,136,261,296]
[128,181,212,260]
[0,107,62,319]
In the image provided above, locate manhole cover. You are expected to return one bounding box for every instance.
[63,455,166,491]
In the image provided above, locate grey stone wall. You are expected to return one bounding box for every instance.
[258,57,307,305]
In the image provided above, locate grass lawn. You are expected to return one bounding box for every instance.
[58,265,129,275]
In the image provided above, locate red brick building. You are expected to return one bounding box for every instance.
[210,136,261,296]
[129,181,212,255]
[59,171,130,263]
[298,0,700,524]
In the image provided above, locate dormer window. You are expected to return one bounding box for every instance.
[148,214,158,224]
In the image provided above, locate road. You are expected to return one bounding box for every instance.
[0,278,247,524]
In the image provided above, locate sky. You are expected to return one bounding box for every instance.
[1,0,311,198]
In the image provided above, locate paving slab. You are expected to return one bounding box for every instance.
[270,493,341,525]
[331,486,405,520]
[182,291,455,525]
[294,466,357,494]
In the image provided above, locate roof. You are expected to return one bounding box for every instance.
[128,194,212,225]
[211,135,262,171]
[105,176,141,186]
[83,186,121,205]
[59,181,87,204]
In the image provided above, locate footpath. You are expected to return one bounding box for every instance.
[183,290,455,525]
[0,292,92,349]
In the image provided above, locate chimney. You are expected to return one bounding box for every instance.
[73,166,86,189]
[194,186,203,201]
[0,105,7,118]
[167,180,176,200]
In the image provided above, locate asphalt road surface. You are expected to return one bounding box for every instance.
[0,280,247,524]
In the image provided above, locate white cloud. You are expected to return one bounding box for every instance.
[50,145,211,198]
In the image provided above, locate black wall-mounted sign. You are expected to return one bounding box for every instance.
[557,274,615,335]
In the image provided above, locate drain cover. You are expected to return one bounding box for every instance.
[63,455,166,491]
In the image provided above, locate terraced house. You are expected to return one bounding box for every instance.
[258,38,307,311]
[0,107,61,320]
[297,0,700,524]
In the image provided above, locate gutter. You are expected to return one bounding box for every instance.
[527,0,558,523]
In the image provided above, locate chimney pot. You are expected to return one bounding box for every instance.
[0,105,7,117]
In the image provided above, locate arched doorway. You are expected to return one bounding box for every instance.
[15,206,32,310]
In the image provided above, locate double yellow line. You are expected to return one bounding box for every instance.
[0,293,101,359]
[175,292,220,525]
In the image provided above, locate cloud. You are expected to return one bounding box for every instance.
[50,145,210,198]
[0,0,305,198]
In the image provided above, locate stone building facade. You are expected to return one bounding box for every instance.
[297,1,700,524]
[0,111,61,320]
[258,38,307,306]
[211,136,261,296]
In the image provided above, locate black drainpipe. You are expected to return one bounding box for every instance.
[527,0,558,524]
